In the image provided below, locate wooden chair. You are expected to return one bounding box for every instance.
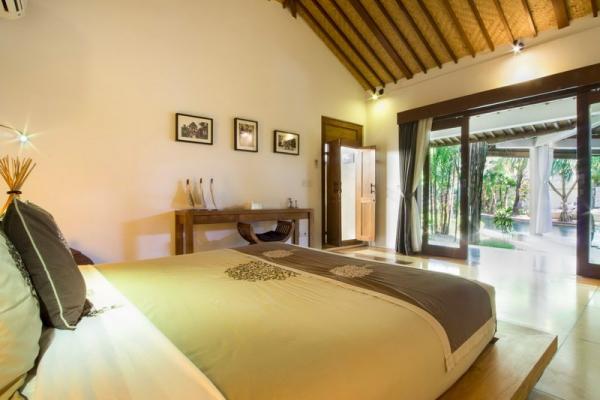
[237,220,295,244]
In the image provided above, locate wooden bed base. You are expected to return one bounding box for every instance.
[440,321,557,400]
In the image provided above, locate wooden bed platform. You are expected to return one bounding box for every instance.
[441,321,557,400]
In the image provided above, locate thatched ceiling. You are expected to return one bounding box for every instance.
[274,0,599,92]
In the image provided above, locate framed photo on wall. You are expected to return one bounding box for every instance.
[176,113,213,145]
[274,130,299,155]
[234,118,258,152]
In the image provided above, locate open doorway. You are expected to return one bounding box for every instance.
[321,117,376,248]
[425,93,600,277]
[466,97,580,256]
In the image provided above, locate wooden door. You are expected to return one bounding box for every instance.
[325,139,342,247]
[356,147,376,241]
[322,117,363,247]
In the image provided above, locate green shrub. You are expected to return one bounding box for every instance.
[477,239,516,250]
[493,207,514,234]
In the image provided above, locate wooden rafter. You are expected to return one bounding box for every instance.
[373,0,427,74]
[329,0,398,82]
[394,0,442,69]
[492,0,515,42]
[552,0,570,28]
[442,0,476,57]
[274,0,595,89]
[521,0,538,36]
[415,0,458,63]
[467,0,494,51]
[307,0,385,87]
[347,0,413,79]
[282,0,298,18]
[297,2,375,91]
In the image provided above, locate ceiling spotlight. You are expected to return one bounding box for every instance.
[19,134,29,143]
[370,87,385,101]
[512,39,524,54]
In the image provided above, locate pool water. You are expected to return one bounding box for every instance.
[480,214,576,239]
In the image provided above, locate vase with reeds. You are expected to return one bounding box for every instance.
[0,156,36,215]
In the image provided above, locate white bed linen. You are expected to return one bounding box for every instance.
[22,265,225,400]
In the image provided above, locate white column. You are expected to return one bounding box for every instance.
[529,145,553,235]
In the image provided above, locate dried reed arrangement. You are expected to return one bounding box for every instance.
[0,156,36,214]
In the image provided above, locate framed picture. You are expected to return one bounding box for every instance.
[176,113,213,145]
[274,130,299,155]
[234,118,258,152]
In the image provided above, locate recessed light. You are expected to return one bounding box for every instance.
[370,87,385,101]
[512,40,524,54]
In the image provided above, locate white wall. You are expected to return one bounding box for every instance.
[0,0,366,263]
[366,18,600,249]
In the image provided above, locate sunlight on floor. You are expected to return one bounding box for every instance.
[333,245,600,400]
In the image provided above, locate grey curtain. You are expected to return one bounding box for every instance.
[396,121,419,254]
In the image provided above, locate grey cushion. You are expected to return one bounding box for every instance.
[3,200,88,330]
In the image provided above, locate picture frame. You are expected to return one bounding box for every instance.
[234,118,259,152]
[273,130,300,155]
[176,113,213,145]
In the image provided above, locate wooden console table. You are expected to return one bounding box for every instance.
[174,208,314,255]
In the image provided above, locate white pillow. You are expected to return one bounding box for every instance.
[0,231,42,399]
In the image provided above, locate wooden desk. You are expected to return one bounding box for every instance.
[174,208,314,255]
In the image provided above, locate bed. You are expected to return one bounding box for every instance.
[22,243,496,400]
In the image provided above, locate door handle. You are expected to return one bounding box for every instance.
[370,183,375,194]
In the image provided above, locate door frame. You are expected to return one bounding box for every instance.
[576,88,600,278]
[321,116,363,247]
[422,116,470,259]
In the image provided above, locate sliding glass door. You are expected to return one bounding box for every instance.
[577,88,600,278]
[422,117,469,259]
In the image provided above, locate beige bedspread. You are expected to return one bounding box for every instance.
[23,266,224,400]
[96,247,496,400]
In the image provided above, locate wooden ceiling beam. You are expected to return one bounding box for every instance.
[592,0,598,17]
[373,0,427,74]
[521,0,538,36]
[492,0,515,42]
[467,0,494,51]
[442,0,476,57]
[552,0,570,29]
[394,0,442,69]
[297,2,375,92]
[347,0,413,79]
[329,0,398,83]
[415,0,458,63]
[282,0,299,18]
[307,0,385,87]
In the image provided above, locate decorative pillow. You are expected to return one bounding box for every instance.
[3,200,88,330]
[0,230,42,399]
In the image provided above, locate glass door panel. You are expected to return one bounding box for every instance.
[422,117,469,259]
[577,90,600,278]
[426,143,462,248]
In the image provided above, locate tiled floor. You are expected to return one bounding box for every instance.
[334,245,600,400]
